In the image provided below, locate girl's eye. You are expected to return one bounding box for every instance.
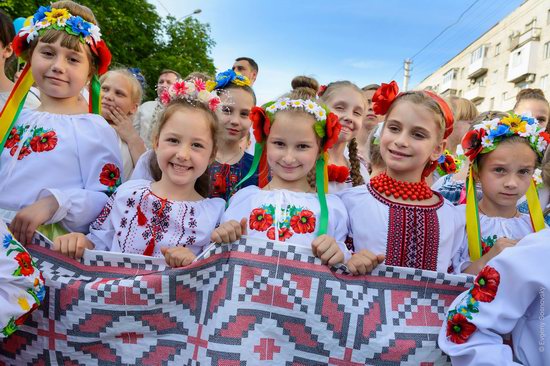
[354,111,362,117]
[494,167,505,173]
[69,57,80,63]
[221,106,231,114]
[272,140,284,147]
[519,168,532,175]
[192,142,204,149]
[240,111,250,118]
[167,137,178,144]
[41,50,54,57]
[387,125,399,133]
[101,86,109,92]
[413,132,426,139]
[297,144,310,149]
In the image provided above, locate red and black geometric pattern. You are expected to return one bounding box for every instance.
[0,234,473,365]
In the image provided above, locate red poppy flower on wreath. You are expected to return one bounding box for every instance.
[99,163,121,188]
[471,265,500,302]
[30,131,58,152]
[317,85,328,97]
[323,113,341,151]
[249,208,273,232]
[93,40,112,75]
[462,128,486,162]
[14,252,34,276]
[249,107,270,143]
[12,34,27,57]
[446,313,477,344]
[267,227,293,242]
[540,131,550,144]
[5,128,20,149]
[440,154,457,174]
[290,210,316,234]
[372,81,399,115]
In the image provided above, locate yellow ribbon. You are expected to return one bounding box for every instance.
[526,179,545,232]
[465,166,482,261]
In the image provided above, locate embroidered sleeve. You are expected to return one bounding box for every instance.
[0,223,45,338]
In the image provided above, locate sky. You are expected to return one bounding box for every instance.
[149,0,524,104]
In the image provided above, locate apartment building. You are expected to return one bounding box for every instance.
[417,0,550,112]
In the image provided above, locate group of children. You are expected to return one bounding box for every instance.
[0,1,549,364]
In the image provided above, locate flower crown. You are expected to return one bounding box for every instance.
[249,98,341,152]
[160,78,222,111]
[206,69,251,91]
[13,6,111,75]
[462,113,550,162]
[436,150,461,176]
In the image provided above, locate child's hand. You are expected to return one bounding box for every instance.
[161,246,196,267]
[10,196,59,245]
[346,250,386,275]
[484,237,517,262]
[104,106,138,143]
[311,235,344,266]
[53,233,94,260]
[210,218,247,243]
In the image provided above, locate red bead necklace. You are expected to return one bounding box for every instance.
[370,172,433,201]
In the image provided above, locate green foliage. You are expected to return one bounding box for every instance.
[0,0,216,100]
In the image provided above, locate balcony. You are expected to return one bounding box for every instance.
[464,85,486,102]
[509,27,541,50]
[440,78,457,94]
[507,41,539,83]
[468,57,488,79]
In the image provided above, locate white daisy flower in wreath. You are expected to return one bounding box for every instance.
[481,136,494,148]
[291,99,304,108]
[304,100,318,113]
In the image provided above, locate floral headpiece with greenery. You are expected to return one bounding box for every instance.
[462,113,550,162]
[206,69,251,91]
[461,112,548,263]
[13,6,111,75]
[160,79,221,112]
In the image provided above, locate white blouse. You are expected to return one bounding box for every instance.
[88,179,224,257]
[337,184,469,274]
[0,109,122,233]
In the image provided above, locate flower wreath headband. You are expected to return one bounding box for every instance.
[372,81,455,179]
[206,69,251,92]
[233,97,341,236]
[0,5,112,151]
[159,78,222,111]
[461,113,549,261]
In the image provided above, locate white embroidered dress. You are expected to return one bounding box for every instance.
[88,179,224,257]
[337,184,469,273]
[438,228,550,365]
[222,186,351,260]
[0,110,123,233]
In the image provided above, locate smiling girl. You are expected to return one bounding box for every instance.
[0,1,121,244]
[53,79,225,267]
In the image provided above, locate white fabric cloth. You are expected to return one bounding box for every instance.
[117,135,134,182]
[438,228,550,365]
[337,184,469,273]
[477,210,536,245]
[222,185,351,261]
[88,179,224,257]
[0,90,40,111]
[130,148,154,181]
[0,109,123,233]
[134,100,162,148]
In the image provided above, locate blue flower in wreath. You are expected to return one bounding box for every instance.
[437,154,446,164]
[66,16,91,38]
[214,69,237,89]
[3,234,13,249]
[522,115,536,125]
[488,124,510,139]
[33,5,51,23]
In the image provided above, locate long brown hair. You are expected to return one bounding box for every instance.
[149,99,219,198]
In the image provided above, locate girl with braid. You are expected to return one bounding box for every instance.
[318,81,369,192]
[211,76,351,266]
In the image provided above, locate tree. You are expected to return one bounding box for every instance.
[0,0,216,100]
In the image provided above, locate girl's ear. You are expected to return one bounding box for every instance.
[1,43,13,59]
[129,102,139,116]
[430,138,447,162]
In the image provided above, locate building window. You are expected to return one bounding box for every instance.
[502,91,508,101]
[489,97,495,110]
[494,43,501,56]
[512,50,522,67]
[443,69,456,84]
[544,41,550,59]
[541,74,548,91]
[492,70,498,85]
[470,45,485,64]
[547,9,550,25]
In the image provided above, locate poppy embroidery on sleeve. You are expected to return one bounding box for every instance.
[4,126,58,160]
[99,163,121,193]
[446,265,501,344]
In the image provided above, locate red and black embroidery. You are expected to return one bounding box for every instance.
[368,184,442,271]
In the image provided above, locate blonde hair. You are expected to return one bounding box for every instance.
[149,99,219,197]
[447,96,478,121]
[318,80,366,187]
[366,127,384,173]
[185,71,213,82]
[100,68,143,105]
[26,1,98,76]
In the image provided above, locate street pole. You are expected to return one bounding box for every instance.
[178,9,202,21]
[403,59,412,92]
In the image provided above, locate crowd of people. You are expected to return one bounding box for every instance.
[0,1,549,364]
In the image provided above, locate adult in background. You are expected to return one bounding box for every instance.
[134,69,181,147]
[232,57,258,86]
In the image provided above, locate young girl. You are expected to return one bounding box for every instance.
[439,228,550,365]
[338,82,470,275]
[318,81,369,192]
[459,112,549,273]
[514,88,549,130]
[0,2,122,244]
[53,79,225,267]
[211,76,349,265]
[100,68,146,181]
[0,10,40,111]
[206,69,262,201]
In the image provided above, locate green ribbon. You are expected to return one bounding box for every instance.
[315,154,328,236]
[227,142,264,207]
[90,74,101,114]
